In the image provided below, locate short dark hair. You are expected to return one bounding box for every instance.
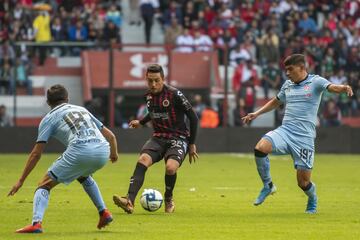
[146,64,164,78]
[47,84,68,106]
[283,54,306,66]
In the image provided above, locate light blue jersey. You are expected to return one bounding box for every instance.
[37,103,110,184]
[264,74,331,169]
[37,103,107,146]
[277,74,331,139]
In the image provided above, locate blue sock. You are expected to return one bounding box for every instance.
[255,155,272,188]
[81,176,106,212]
[304,182,317,199]
[32,188,50,224]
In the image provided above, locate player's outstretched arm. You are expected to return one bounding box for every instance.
[130,113,151,128]
[101,127,118,163]
[327,84,353,97]
[8,143,46,196]
[129,120,141,128]
[242,97,282,124]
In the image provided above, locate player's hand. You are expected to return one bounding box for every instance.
[242,112,258,124]
[129,120,141,129]
[188,144,199,164]
[345,85,353,97]
[110,152,118,163]
[8,180,23,196]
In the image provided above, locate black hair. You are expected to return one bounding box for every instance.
[47,84,68,106]
[283,54,306,66]
[146,64,164,78]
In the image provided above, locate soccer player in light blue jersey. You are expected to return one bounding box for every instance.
[8,85,118,233]
[242,54,353,213]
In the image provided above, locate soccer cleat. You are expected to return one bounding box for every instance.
[305,195,317,214]
[254,185,277,206]
[113,195,134,214]
[97,209,113,229]
[164,197,175,213]
[16,222,43,233]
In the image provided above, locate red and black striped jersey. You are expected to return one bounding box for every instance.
[142,85,193,141]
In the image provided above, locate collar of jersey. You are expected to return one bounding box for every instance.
[49,103,68,114]
[294,74,311,86]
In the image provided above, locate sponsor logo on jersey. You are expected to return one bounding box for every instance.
[162,99,170,107]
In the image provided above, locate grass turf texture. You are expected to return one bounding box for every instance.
[0,154,359,240]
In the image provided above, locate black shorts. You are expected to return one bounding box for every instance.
[141,137,189,165]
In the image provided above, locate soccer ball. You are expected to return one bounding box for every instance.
[140,189,163,212]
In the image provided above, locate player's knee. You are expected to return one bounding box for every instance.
[297,180,310,190]
[255,139,272,153]
[77,176,89,184]
[165,161,179,175]
[138,154,152,167]
[254,148,268,158]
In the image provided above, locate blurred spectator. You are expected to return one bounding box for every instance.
[233,97,245,127]
[200,102,219,128]
[192,94,206,118]
[68,20,88,42]
[103,21,121,44]
[329,69,347,85]
[164,17,182,46]
[175,28,194,53]
[193,30,213,52]
[298,12,317,35]
[237,77,256,123]
[256,27,280,65]
[114,95,127,128]
[232,60,259,94]
[68,20,88,55]
[217,28,237,64]
[229,44,251,67]
[262,62,281,99]
[33,11,51,65]
[0,105,13,127]
[106,4,122,29]
[322,99,341,127]
[129,0,141,26]
[51,17,66,41]
[15,58,32,95]
[161,1,182,28]
[0,60,15,94]
[140,0,159,45]
[0,40,16,65]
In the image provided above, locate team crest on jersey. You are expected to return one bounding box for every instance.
[146,95,152,100]
[162,99,170,107]
[304,85,310,91]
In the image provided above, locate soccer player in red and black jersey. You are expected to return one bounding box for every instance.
[113,64,199,213]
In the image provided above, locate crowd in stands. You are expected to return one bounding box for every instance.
[158,0,360,126]
[1,0,359,128]
[0,0,123,95]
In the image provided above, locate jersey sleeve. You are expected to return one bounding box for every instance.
[314,76,331,92]
[174,90,192,111]
[276,81,288,103]
[36,116,54,143]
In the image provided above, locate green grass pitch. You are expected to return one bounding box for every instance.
[0,153,359,240]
